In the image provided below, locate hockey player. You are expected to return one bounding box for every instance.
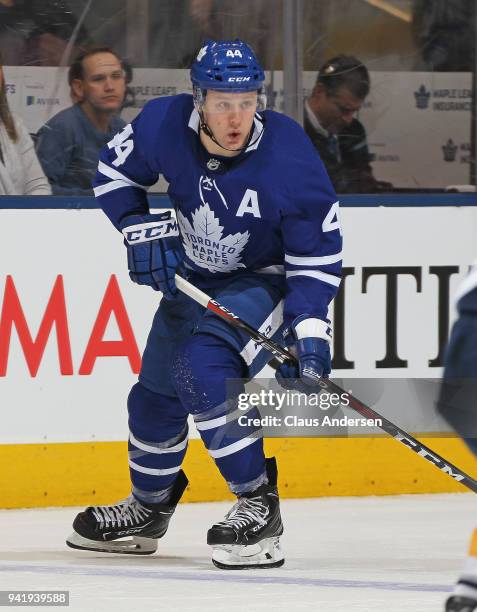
[438,265,477,610]
[66,40,342,569]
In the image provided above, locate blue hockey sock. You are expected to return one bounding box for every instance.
[127,382,189,504]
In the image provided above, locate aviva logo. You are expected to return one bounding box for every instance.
[26,96,60,106]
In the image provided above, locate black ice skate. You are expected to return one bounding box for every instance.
[66,470,188,555]
[446,595,477,611]
[207,457,284,569]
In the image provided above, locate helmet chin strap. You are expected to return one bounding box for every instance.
[197,108,263,154]
[198,112,251,154]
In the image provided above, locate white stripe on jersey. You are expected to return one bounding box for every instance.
[194,414,227,432]
[245,116,265,152]
[285,252,342,266]
[240,299,284,366]
[128,461,181,476]
[95,161,148,195]
[188,108,200,133]
[129,432,188,454]
[286,269,341,287]
[254,265,285,275]
[94,180,133,196]
[208,434,262,459]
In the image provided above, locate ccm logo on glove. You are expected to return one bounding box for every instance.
[122,218,179,244]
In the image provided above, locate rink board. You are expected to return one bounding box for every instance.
[1,436,476,509]
[1,199,477,507]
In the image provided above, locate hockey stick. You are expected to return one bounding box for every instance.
[174,274,477,494]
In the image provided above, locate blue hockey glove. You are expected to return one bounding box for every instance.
[120,212,184,299]
[275,315,332,392]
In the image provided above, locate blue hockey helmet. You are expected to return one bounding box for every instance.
[191,39,265,94]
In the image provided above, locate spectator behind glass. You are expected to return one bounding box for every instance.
[412,0,474,72]
[36,47,126,195]
[0,58,50,195]
[0,0,90,66]
[304,55,392,194]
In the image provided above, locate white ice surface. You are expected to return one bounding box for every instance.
[0,493,475,611]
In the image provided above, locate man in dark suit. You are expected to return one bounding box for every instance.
[304,54,391,194]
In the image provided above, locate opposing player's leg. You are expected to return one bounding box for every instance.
[171,273,286,568]
[67,384,189,554]
[438,306,477,610]
[445,528,477,611]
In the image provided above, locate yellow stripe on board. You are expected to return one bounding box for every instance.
[1,437,476,509]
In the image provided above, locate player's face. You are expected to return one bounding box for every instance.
[202,90,258,152]
[315,84,363,133]
[73,52,126,114]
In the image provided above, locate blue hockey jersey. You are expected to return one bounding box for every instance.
[93,94,342,326]
[455,263,477,314]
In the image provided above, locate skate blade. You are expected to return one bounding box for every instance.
[211,536,284,570]
[66,531,158,555]
[446,595,477,611]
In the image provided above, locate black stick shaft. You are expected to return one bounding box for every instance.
[174,275,477,493]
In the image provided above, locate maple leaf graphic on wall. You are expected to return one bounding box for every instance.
[177,203,250,273]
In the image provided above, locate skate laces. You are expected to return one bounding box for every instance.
[218,496,269,530]
[90,496,152,529]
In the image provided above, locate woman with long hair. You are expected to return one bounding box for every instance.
[0,58,51,194]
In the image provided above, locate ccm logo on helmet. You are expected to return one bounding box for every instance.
[228,76,251,82]
[226,50,243,58]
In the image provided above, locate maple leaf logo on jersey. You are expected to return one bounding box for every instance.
[177,203,249,273]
